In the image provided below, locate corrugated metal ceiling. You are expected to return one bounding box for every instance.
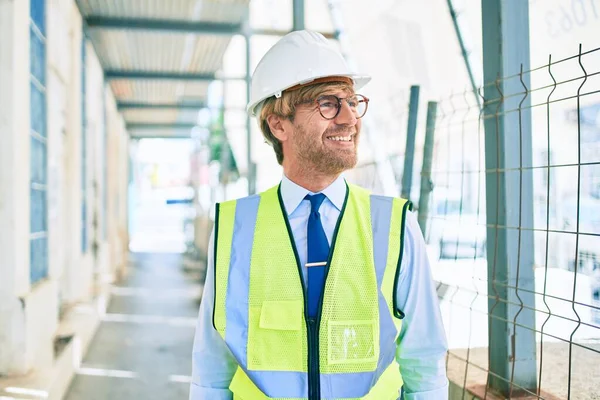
[122,109,199,124]
[109,80,211,103]
[79,0,249,138]
[89,31,230,73]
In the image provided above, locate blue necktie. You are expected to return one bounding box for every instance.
[305,193,330,318]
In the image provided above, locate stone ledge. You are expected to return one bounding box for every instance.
[446,343,599,399]
[450,380,563,400]
[0,295,105,400]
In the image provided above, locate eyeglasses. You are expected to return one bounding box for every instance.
[301,94,369,120]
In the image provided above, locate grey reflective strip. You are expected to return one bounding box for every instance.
[371,195,393,277]
[244,369,309,398]
[370,195,400,384]
[244,369,377,398]
[321,371,387,398]
[225,194,260,368]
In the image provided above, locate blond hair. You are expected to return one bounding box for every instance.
[259,81,354,165]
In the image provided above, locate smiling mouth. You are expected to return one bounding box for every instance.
[326,134,355,142]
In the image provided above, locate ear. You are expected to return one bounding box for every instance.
[266,114,290,142]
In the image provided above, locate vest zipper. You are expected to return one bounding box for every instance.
[307,317,319,400]
[305,192,349,400]
[276,184,350,400]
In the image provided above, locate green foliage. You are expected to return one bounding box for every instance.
[208,107,238,180]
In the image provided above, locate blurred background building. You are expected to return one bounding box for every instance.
[0,0,599,399]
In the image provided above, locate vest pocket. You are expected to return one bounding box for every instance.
[259,300,303,330]
[247,300,305,371]
[327,320,378,365]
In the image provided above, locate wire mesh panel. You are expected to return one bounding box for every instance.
[349,44,600,398]
[438,46,600,399]
[30,0,48,284]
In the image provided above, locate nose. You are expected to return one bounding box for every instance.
[334,100,358,126]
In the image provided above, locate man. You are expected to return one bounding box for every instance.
[190,30,448,400]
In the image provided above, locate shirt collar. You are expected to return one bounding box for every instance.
[280,174,347,216]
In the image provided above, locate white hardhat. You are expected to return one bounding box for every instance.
[247,30,371,117]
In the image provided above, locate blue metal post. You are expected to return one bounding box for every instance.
[481,0,537,396]
[293,0,305,31]
[401,85,420,200]
[447,0,482,109]
[417,101,437,236]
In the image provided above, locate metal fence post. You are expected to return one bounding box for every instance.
[447,0,482,110]
[481,0,537,396]
[417,101,437,236]
[293,0,305,31]
[401,85,420,200]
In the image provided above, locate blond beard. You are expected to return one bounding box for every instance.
[292,123,358,176]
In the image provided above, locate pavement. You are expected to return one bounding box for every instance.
[64,253,203,400]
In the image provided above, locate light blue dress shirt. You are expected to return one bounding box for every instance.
[190,175,449,400]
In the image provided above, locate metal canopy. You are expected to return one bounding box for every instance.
[76,0,251,137]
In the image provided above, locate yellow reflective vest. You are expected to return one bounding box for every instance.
[213,183,411,399]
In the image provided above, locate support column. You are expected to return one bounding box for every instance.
[243,15,255,195]
[0,0,59,375]
[0,0,32,301]
[481,0,537,396]
[63,7,85,304]
[0,0,32,375]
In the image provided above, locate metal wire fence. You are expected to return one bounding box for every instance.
[348,44,600,399]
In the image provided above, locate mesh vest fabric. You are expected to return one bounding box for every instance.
[213,183,411,399]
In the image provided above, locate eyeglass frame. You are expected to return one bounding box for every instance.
[296,93,370,120]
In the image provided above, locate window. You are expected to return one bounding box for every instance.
[30,0,48,284]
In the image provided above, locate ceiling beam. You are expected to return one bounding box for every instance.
[85,16,337,39]
[126,123,196,130]
[105,70,247,81]
[118,101,205,110]
[130,135,193,140]
[106,70,215,81]
[87,16,241,35]
[254,28,336,39]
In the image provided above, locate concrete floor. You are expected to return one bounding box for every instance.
[64,253,203,400]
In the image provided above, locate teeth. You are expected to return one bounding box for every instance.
[328,136,352,142]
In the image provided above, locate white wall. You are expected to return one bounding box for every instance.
[0,0,130,376]
[0,0,36,374]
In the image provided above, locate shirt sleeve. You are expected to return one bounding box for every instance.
[395,211,449,399]
[190,229,238,400]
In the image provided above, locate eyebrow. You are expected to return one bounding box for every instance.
[317,91,356,98]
